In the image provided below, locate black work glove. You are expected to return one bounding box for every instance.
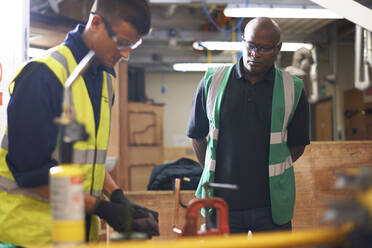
[92,198,159,236]
[110,189,159,222]
[133,213,160,237]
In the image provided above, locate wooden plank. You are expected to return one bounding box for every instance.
[164,147,198,163]
[344,89,367,140]
[107,64,120,160]
[129,164,156,191]
[293,141,372,229]
[119,63,130,190]
[107,62,129,190]
[125,190,200,240]
[315,100,332,141]
[128,145,164,165]
[128,111,157,145]
[128,102,164,145]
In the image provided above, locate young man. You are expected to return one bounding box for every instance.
[0,0,158,246]
[187,17,310,233]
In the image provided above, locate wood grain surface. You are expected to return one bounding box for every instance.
[123,141,372,239]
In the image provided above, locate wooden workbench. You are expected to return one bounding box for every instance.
[123,141,372,240]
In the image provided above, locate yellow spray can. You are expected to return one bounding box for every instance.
[50,165,85,244]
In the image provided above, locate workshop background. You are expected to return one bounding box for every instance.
[1,0,372,244]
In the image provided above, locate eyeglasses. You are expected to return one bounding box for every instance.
[90,11,142,50]
[242,39,280,55]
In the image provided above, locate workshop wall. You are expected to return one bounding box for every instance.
[145,71,203,162]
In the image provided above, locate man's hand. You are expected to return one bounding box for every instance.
[133,213,159,237]
[92,199,130,233]
[110,189,159,222]
[91,198,159,236]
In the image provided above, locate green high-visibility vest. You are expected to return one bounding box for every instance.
[195,65,303,225]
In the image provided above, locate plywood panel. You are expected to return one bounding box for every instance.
[128,102,164,145]
[293,141,372,229]
[128,146,164,165]
[129,164,156,191]
[164,147,198,163]
[344,89,368,140]
[315,100,332,141]
[128,111,156,145]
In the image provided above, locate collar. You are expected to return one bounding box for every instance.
[234,57,275,83]
[63,24,116,77]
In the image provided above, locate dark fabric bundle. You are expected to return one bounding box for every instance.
[147,158,202,190]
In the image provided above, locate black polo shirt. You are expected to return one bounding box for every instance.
[186,58,310,210]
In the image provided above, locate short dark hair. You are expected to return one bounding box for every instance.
[92,0,151,36]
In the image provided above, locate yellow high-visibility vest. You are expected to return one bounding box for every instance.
[0,45,114,246]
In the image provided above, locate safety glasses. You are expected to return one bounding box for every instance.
[91,11,142,50]
[242,38,280,55]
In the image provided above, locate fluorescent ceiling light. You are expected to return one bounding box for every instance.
[173,63,234,72]
[193,41,242,51]
[29,47,47,58]
[282,43,313,51]
[224,4,343,19]
[193,41,313,52]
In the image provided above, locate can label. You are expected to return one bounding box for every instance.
[50,176,84,221]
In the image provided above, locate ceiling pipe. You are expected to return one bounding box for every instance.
[165,5,178,17]
[309,47,319,103]
[354,25,372,91]
[309,0,372,91]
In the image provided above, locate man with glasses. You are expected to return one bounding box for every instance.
[187,17,309,233]
[0,0,159,246]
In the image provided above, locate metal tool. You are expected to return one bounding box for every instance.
[203,182,238,231]
[172,178,238,237]
[54,50,95,163]
[50,50,95,244]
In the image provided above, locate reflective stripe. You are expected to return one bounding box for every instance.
[209,159,216,171]
[0,176,48,202]
[281,71,295,133]
[1,134,8,150]
[270,131,287,144]
[205,155,216,172]
[52,50,75,112]
[50,50,70,77]
[0,178,102,202]
[210,127,219,140]
[106,72,113,111]
[204,149,216,172]
[269,156,292,177]
[68,87,74,109]
[74,149,107,164]
[206,67,228,120]
[85,190,102,198]
[52,149,107,165]
[204,67,227,174]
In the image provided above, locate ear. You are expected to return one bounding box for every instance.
[90,15,102,31]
